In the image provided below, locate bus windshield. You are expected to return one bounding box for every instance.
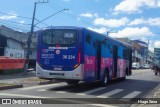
[42,29,77,46]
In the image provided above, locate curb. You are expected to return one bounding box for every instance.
[0,84,23,90]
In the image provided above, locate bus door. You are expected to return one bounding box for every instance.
[113,45,118,78]
[96,41,101,80]
[128,49,132,75]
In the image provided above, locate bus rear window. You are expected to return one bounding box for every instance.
[42,30,77,46]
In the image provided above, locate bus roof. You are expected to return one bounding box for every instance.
[40,26,84,31]
[39,26,132,49]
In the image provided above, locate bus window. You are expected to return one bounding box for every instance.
[42,30,77,46]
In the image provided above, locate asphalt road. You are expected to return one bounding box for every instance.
[0,69,159,107]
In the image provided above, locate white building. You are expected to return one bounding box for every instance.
[0,25,26,58]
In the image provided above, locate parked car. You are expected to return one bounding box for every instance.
[132,62,140,69]
[141,64,150,69]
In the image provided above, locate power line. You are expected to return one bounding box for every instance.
[46,2,94,27]
[34,9,69,26]
[0,20,31,30]
[0,19,31,26]
[0,11,49,27]
[0,11,32,20]
[35,18,49,26]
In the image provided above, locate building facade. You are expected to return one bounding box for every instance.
[116,38,153,66]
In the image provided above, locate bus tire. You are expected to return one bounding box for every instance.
[155,71,157,75]
[122,68,127,80]
[67,80,79,85]
[101,69,109,87]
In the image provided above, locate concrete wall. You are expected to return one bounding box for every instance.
[7,38,23,50]
[4,47,24,58]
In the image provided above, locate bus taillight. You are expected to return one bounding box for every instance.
[74,52,81,69]
[74,64,79,69]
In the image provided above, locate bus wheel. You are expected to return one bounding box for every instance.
[155,71,157,75]
[67,81,79,86]
[101,71,108,87]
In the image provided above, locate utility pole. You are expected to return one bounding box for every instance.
[24,0,48,75]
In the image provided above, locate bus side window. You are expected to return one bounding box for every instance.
[101,39,107,46]
[86,33,91,45]
[110,45,113,54]
[123,49,130,60]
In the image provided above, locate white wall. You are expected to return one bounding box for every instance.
[7,39,23,50]
[4,47,24,58]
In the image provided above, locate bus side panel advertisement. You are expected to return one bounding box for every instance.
[117,59,127,78]
[84,55,96,81]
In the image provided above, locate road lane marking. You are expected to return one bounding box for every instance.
[19,83,64,90]
[76,87,106,96]
[56,91,66,93]
[97,89,123,98]
[123,91,141,98]
[0,93,50,98]
[37,89,47,91]
[88,104,118,107]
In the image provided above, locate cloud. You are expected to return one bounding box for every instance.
[154,41,160,48]
[0,13,17,20]
[109,27,153,38]
[148,40,160,52]
[62,0,70,2]
[93,17,129,28]
[129,18,145,26]
[147,18,160,26]
[87,27,107,34]
[114,0,159,14]
[158,1,160,7]
[76,17,81,21]
[80,13,99,19]
[140,37,152,52]
[129,18,160,26]
[19,20,25,24]
[80,13,93,18]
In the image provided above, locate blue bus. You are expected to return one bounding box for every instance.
[36,26,132,86]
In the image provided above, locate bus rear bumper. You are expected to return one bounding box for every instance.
[36,63,84,80]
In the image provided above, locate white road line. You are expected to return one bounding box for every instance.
[123,91,141,98]
[0,93,50,98]
[88,104,118,107]
[37,89,47,91]
[19,83,62,90]
[56,91,66,94]
[76,87,106,96]
[97,89,123,98]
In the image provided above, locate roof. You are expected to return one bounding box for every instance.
[39,26,132,49]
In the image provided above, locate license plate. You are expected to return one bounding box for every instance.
[54,67,62,71]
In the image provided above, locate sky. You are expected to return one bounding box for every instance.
[0,0,160,52]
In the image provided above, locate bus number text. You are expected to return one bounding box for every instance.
[63,55,75,59]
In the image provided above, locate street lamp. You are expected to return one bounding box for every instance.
[34,9,69,26]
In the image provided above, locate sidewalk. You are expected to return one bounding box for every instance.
[0,70,36,83]
[0,70,54,88]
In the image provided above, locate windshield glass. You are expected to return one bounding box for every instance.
[42,29,77,46]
